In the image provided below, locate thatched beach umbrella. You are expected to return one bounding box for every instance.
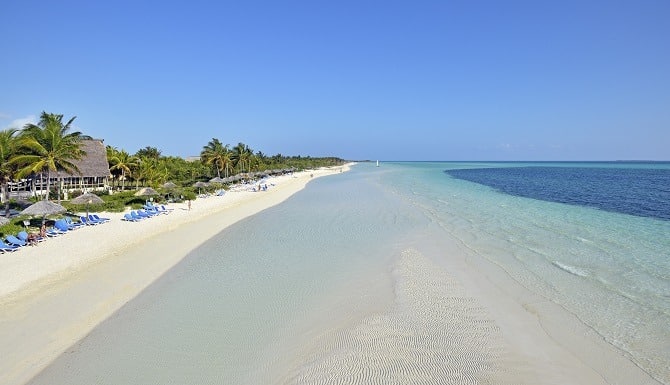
[162,182,177,200]
[193,181,209,195]
[70,192,104,218]
[135,187,159,205]
[21,200,67,225]
[135,187,159,197]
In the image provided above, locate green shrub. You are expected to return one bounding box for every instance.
[0,216,39,238]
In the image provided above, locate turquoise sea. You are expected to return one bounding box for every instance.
[29,162,670,384]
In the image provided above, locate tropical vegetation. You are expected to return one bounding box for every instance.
[8,112,86,203]
[0,111,346,208]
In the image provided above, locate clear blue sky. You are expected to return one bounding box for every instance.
[1,0,668,161]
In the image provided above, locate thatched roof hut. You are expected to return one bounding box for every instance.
[55,138,111,193]
[61,139,110,178]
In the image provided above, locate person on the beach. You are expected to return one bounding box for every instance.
[27,231,39,246]
[27,224,47,246]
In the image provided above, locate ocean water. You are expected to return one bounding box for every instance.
[29,162,670,384]
[446,163,670,220]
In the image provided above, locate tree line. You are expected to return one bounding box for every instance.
[1,111,346,202]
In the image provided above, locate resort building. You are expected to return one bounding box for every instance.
[6,139,111,201]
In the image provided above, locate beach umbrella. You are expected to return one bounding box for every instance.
[162,182,177,200]
[134,187,159,197]
[20,200,67,225]
[70,192,104,218]
[193,181,209,194]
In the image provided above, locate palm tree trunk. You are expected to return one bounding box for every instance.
[2,181,9,217]
[57,171,62,204]
[45,171,51,201]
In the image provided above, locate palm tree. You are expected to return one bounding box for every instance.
[107,146,139,190]
[232,142,253,174]
[10,112,85,202]
[200,138,233,178]
[0,128,18,215]
[134,157,163,187]
[135,146,161,159]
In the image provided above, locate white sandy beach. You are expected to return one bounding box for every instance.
[0,165,350,385]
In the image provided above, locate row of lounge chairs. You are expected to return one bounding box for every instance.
[0,214,111,253]
[0,231,44,251]
[122,204,173,222]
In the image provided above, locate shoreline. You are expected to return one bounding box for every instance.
[0,164,352,385]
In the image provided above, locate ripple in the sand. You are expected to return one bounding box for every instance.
[282,249,514,385]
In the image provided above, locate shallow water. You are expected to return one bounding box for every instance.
[29,162,670,384]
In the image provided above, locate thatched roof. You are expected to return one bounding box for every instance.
[61,139,110,178]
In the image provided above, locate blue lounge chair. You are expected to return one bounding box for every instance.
[145,206,165,215]
[122,213,141,222]
[5,235,27,247]
[56,218,79,230]
[130,211,145,221]
[145,208,160,216]
[0,240,19,252]
[137,210,155,218]
[45,227,64,237]
[90,214,110,223]
[79,216,99,225]
[64,216,85,229]
[84,215,103,225]
[136,210,150,218]
[54,220,72,232]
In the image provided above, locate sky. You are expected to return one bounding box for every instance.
[1,0,669,161]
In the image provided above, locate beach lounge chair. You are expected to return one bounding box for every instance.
[148,205,168,215]
[45,227,65,237]
[0,240,19,252]
[85,215,103,225]
[79,216,99,225]
[122,213,141,222]
[5,235,27,247]
[54,220,73,232]
[160,205,174,212]
[137,209,156,218]
[136,210,150,219]
[58,218,81,231]
[130,211,146,221]
[64,216,85,229]
[139,208,155,217]
[90,214,110,223]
